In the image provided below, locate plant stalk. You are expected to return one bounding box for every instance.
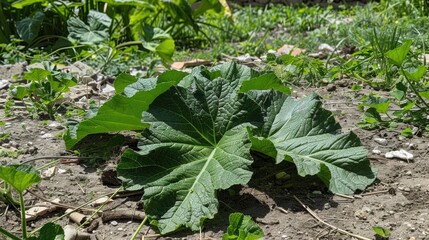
[0,226,20,240]
[129,216,148,240]
[401,68,429,111]
[19,191,27,239]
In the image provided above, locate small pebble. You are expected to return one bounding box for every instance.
[412,127,418,135]
[374,137,388,146]
[326,84,336,92]
[405,170,412,176]
[372,149,381,154]
[111,221,118,226]
[312,190,322,195]
[362,206,372,213]
[404,142,416,149]
[27,146,38,154]
[354,209,368,220]
[323,203,331,210]
[9,140,19,148]
[40,133,54,139]
[49,122,63,130]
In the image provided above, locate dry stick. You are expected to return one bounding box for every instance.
[292,195,372,240]
[101,209,145,222]
[361,189,390,196]
[27,189,98,212]
[20,156,95,165]
[275,206,289,214]
[78,187,123,230]
[142,234,161,239]
[333,193,355,200]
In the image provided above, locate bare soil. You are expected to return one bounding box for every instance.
[0,63,428,240]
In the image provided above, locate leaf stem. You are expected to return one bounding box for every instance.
[130,216,148,240]
[0,226,20,240]
[19,191,27,239]
[400,68,429,111]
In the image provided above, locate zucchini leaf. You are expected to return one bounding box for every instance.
[249,93,376,194]
[118,75,263,234]
[67,62,376,235]
[64,70,188,149]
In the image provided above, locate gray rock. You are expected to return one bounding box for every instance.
[0,80,9,89]
[374,137,388,146]
[326,84,336,92]
[40,133,54,139]
[48,122,63,130]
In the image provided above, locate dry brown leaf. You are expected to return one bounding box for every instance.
[277,44,305,56]
[171,59,211,70]
[25,198,60,221]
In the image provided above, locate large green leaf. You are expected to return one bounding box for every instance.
[97,0,154,7]
[239,73,291,94]
[386,39,412,67]
[16,11,44,43]
[250,93,376,194]
[12,0,46,9]
[67,10,111,44]
[67,62,375,235]
[0,165,41,193]
[140,25,175,62]
[117,75,263,234]
[64,70,188,149]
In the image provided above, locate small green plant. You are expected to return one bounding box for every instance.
[0,37,26,64]
[223,212,264,240]
[0,164,64,240]
[10,64,77,119]
[358,40,429,131]
[372,226,390,240]
[268,53,327,86]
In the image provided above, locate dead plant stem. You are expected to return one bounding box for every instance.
[292,195,371,240]
[27,189,97,212]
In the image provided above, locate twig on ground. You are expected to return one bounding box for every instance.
[27,189,98,212]
[85,219,99,233]
[292,195,372,240]
[113,190,145,199]
[361,189,393,196]
[1,204,9,217]
[20,156,95,165]
[275,206,288,214]
[76,182,86,194]
[314,226,331,240]
[101,209,145,222]
[333,193,355,200]
[141,234,161,239]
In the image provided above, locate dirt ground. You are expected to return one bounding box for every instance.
[0,63,428,240]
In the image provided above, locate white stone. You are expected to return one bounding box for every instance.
[372,149,381,154]
[374,137,388,146]
[40,133,54,139]
[385,149,413,161]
